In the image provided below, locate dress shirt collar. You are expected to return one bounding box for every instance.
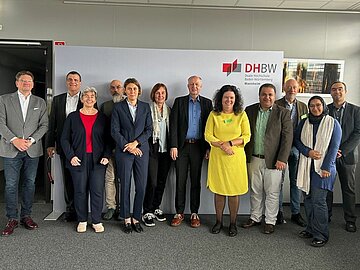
[189,95,200,103]
[67,92,80,99]
[258,104,272,112]
[18,90,32,100]
[335,101,346,110]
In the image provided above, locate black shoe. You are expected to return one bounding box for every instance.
[123,223,132,234]
[299,230,313,239]
[345,222,357,233]
[154,209,166,222]
[211,222,223,234]
[291,214,307,227]
[64,212,77,222]
[132,222,143,233]
[276,211,284,225]
[229,223,237,237]
[311,239,327,247]
[142,213,155,227]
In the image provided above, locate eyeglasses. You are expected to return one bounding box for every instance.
[309,104,323,108]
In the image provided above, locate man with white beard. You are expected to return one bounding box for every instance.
[100,80,124,220]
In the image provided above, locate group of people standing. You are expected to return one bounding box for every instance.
[0,71,359,248]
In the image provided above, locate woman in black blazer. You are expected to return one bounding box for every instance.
[111,78,152,234]
[61,87,111,233]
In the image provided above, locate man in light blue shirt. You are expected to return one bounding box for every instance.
[169,76,213,228]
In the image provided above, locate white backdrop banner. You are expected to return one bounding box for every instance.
[50,46,283,217]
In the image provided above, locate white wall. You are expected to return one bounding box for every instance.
[1,0,359,205]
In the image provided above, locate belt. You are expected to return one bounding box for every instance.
[185,139,199,144]
[252,154,265,159]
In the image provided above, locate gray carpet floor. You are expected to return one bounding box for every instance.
[0,203,359,270]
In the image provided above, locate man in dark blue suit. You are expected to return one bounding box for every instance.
[169,75,212,228]
[327,81,360,232]
[46,71,82,222]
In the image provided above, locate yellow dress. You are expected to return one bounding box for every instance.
[204,111,251,196]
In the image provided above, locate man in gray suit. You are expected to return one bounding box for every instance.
[327,81,360,232]
[0,71,48,236]
[242,83,292,234]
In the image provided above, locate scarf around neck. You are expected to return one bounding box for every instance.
[150,101,170,144]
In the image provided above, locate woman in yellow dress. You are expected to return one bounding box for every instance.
[205,85,251,237]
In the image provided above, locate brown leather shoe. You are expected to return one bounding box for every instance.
[241,218,261,228]
[264,223,275,234]
[20,217,39,230]
[2,219,18,236]
[190,213,201,228]
[171,214,184,227]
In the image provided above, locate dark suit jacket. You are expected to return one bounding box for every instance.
[328,102,360,165]
[46,92,82,156]
[60,111,112,171]
[245,103,293,169]
[275,97,308,128]
[169,95,212,152]
[111,99,152,153]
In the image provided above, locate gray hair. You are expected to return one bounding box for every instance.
[81,87,97,99]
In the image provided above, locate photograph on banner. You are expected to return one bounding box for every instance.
[283,58,344,96]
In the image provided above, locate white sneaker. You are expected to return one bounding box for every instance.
[77,222,87,233]
[92,223,104,233]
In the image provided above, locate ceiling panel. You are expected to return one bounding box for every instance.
[322,2,358,8]
[149,0,193,4]
[236,0,283,8]
[104,0,147,2]
[193,0,238,6]
[64,0,360,11]
[280,1,329,8]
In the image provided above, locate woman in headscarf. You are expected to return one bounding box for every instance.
[294,95,341,247]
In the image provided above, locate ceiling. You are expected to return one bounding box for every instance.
[64,0,360,12]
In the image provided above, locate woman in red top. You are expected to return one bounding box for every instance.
[61,87,112,233]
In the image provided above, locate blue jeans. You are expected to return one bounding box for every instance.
[303,187,329,241]
[4,152,39,219]
[279,146,301,215]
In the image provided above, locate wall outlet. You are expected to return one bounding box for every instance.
[0,25,3,31]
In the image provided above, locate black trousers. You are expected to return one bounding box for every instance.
[175,142,204,214]
[70,154,106,224]
[60,156,75,214]
[327,158,357,223]
[143,150,172,213]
